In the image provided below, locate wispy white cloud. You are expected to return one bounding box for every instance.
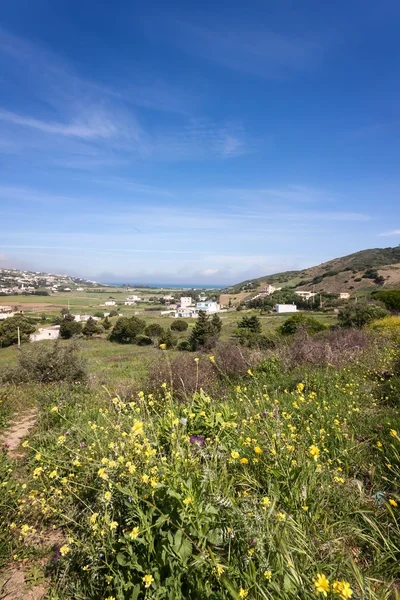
[148,17,323,78]
[378,229,400,236]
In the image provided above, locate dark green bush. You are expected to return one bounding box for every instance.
[279,313,326,336]
[177,339,191,351]
[135,334,153,346]
[338,302,388,328]
[170,319,189,332]
[145,323,164,338]
[1,341,87,384]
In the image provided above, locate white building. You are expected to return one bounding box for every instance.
[104,300,116,306]
[76,287,84,292]
[174,308,198,318]
[73,315,101,322]
[30,326,60,342]
[275,304,297,313]
[126,295,142,302]
[180,297,193,308]
[295,291,317,300]
[339,292,350,300]
[196,301,220,314]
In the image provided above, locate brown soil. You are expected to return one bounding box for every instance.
[0,409,37,458]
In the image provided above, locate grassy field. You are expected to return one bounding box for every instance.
[0,328,399,599]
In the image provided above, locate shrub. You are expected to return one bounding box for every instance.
[237,315,262,333]
[145,323,164,338]
[170,319,189,332]
[178,339,191,351]
[109,317,146,344]
[82,317,100,337]
[213,342,263,378]
[372,290,400,312]
[368,315,400,340]
[338,302,388,328]
[159,329,176,349]
[189,311,221,350]
[1,341,87,384]
[278,328,371,368]
[59,319,82,339]
[135,334,153,346]
[0,315,36,347]
[102,316,112,330]
[279,313,326,336]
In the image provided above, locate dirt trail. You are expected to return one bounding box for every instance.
[0,409,37,457]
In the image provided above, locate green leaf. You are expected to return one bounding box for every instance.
[117,552,129,567]
[131,584,141,600]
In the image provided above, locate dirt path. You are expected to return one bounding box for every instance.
[0,409,37,457]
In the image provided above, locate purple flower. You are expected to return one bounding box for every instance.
[80,442,86,448]
[53,547,61,562]
[3,442,11,448]
[98,552,104,558]
[190,435,205,447]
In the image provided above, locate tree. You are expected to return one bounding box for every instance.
[102,316,112,330]
[0,316,36,348]
[109,316,146,344]
[170,319,189,332]
[372,290,400,312]
[338,302,388,329]
[210,313,223,334]
[109,310,118,317]
[59,319,82,339]
[279,313,326,336]
[189,311,220,350]
[82,317,99,337]
[145,323,165,338]
[237,315,262,333]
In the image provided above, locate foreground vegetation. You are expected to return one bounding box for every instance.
[1,321,400,599]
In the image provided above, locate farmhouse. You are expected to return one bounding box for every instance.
[73,315,101,322]
[275,304,297,313]
[30,326,60,342]
[295,291,317,300]
[196,301,220,314]
[339,292,350,300]
[175,308,198,318]
[104,300,116,306]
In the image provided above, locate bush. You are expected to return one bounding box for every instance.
[1,341,87,384]
[368,315,400,340]
[372,290,400,312]
[109,317,146,344]
[82,317,100,337]
[213,342,263,378]
[170,319,189,332]
[145,323,164,338]
[178,339,192,351]
[135,334,153,346]
[237,315,262,333]
[189,311,221,351]
[159,329,176,349]
[279,313,326,336]
[338,302,388,328]
[59,319,82,339]
[0,315,36,347]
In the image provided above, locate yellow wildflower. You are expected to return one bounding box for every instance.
[159,343,167,350]
[254,446,263,455]
[194,357,199,364]
[33,467,43,478]
[129,527,140,539]
[313,573,330,596]
[239,589,248,599]
[333,579,353,599]
[376,441,382,448]
[309,444,320,460]
[247,369,253,376]
[142,574,154,588]
[215,564,225,577]
[240,457,248,464]
[231,451,240,459]
[60,544,70,557]
[209,355,216,364]
[390,429,397,437]
[97,468,108,480]
[261,496,271,508]
[276,512,286,521]
[264,570,272,580]
[104,491,112,502]
[389,498,398,507]
[110,521,118,531]
[183,496,192,505]
[89,513,98,525]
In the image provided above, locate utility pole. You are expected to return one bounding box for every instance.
[320,294,322,309]
[17,326,21,347]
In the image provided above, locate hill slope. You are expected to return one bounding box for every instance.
[226,246,400,296]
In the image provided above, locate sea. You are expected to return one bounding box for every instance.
[104,283,223,290]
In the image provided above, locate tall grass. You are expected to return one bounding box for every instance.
[4,339,399,600]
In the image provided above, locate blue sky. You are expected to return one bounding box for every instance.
[0,0,399,285]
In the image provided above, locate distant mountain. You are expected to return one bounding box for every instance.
[225,246,400,297]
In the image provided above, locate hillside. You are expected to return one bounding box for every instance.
[225,246,400,297]
[0,268,98,295]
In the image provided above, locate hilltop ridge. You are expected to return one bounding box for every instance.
[225,246,400,297]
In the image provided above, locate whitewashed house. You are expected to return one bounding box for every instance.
[73,315,101,322]
[295,291,317,300]
[196,301,220,314]
[30,326,60,342]
[275,304,297,313]
[174,307,198,318]
[104,300,116,306]
[339,292,350,300]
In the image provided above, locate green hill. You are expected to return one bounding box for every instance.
[225,246,400,296]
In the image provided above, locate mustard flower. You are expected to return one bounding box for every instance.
[142,574,154,588]
[313,573,330,596]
